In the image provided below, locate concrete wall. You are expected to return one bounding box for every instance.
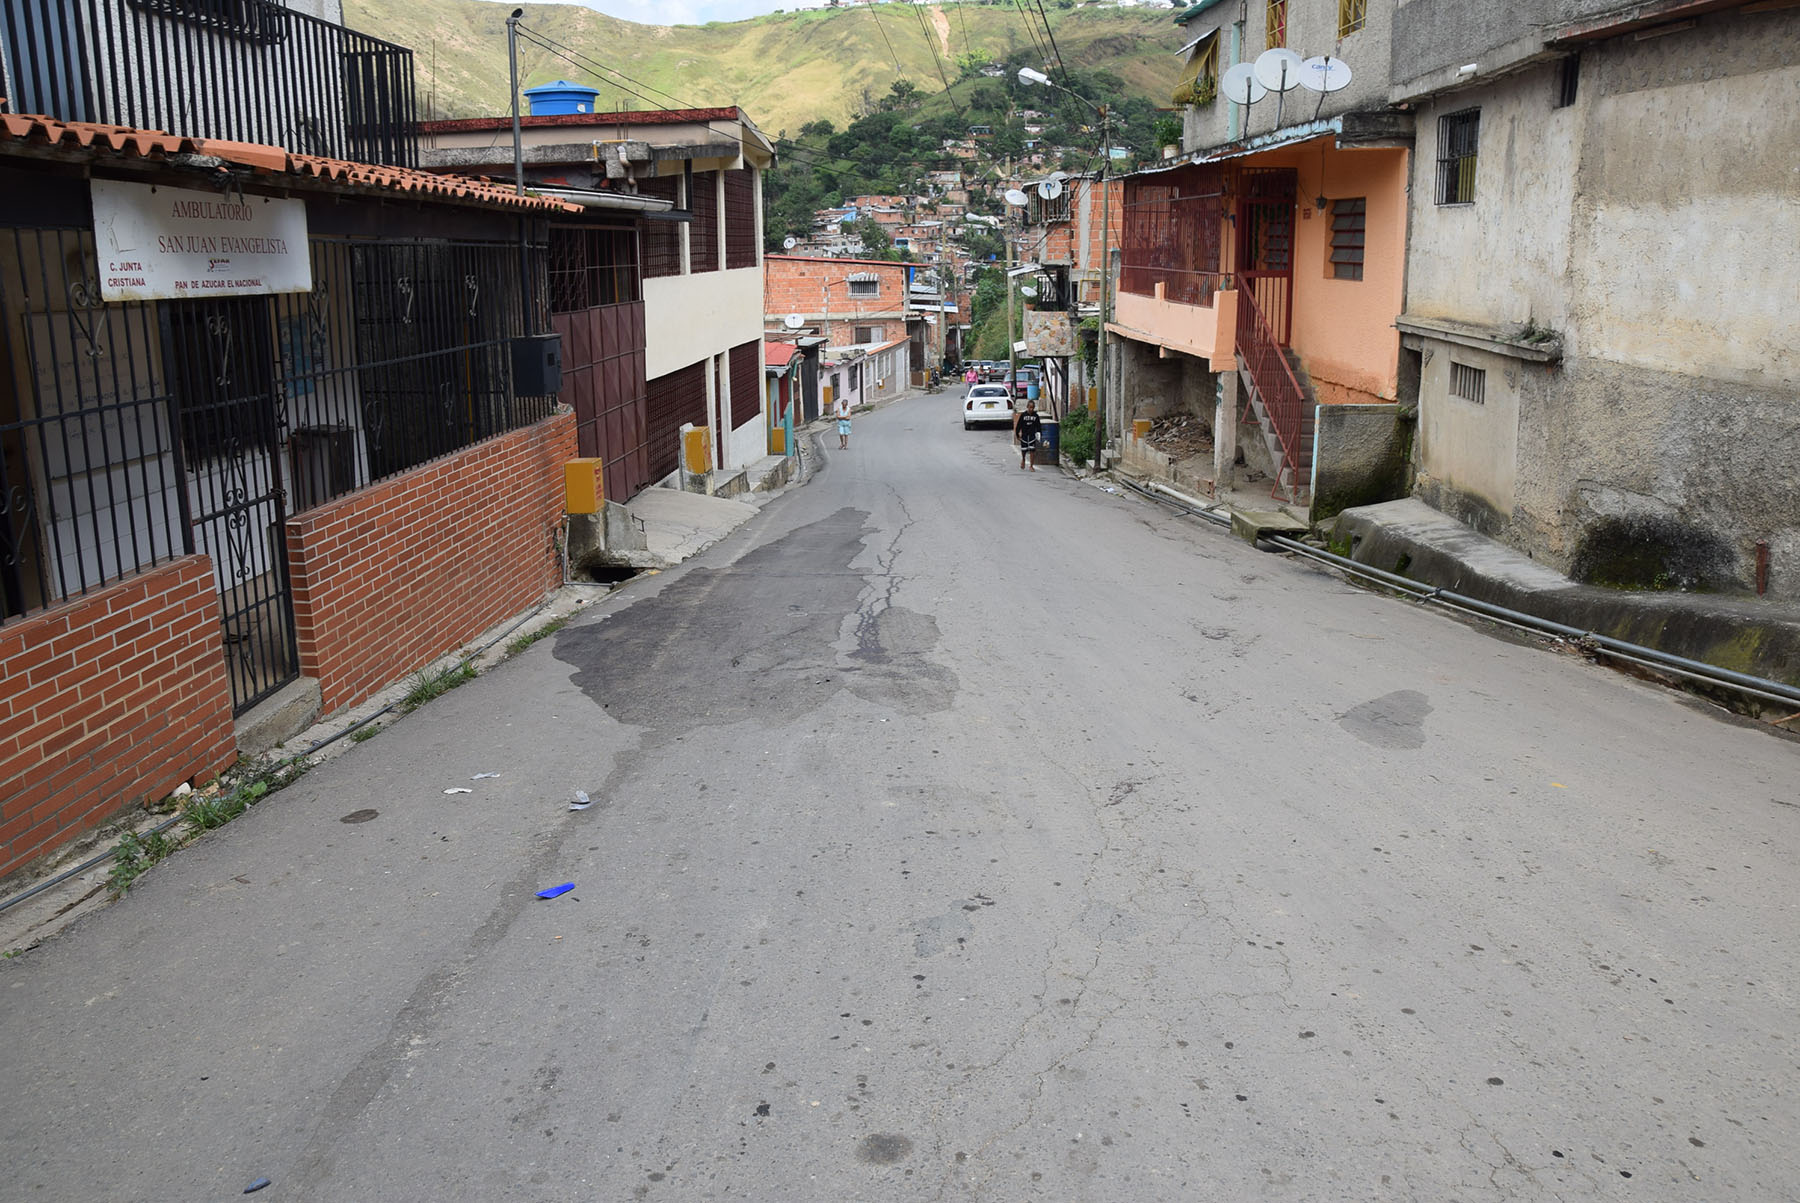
[646,266,764,379]
[1183,0,1396,151]
[1109,287,1236,368]
[1406,8,1800,597]
[1311,403,1411,521]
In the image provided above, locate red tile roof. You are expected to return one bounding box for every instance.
[0,109,579,214]
[763,341,798,367]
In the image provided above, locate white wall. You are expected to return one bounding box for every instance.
[645,267,764,379]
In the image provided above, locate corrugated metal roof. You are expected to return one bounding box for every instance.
[1172,0,1231,26]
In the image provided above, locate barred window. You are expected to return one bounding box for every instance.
[724,169,758,270]
[728,340,761,428]
[1328,197,1366,281]
[1266,0,1287,49]
[848,276,880,297]
[1450,362,1486,404]
[1337,0,1366,37]
[637,176,683,279]
[690,170,720,274]
[1436,109,1480,205]
[548,226,640,313]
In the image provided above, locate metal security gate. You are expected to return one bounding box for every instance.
[1234,167,1296,346]
[161,297,300,712]
[0,221,300,713]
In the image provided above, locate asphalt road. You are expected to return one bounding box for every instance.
[4,391,1799,1202]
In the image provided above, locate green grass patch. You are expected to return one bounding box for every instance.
[350,725,380,743]
[402,663,478,711]
[507,615,570,656]
[105,762,309,896]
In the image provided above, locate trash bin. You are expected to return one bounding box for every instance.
[1033,417,1060,467]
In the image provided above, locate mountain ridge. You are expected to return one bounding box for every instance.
[342,0,1184,135]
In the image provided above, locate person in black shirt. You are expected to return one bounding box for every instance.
[1013,399,1042,471]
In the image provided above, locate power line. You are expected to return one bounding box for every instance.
[862,0,908,81]
[1030,0,1071,86]
[907,1,961,113]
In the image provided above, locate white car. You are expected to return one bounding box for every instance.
[962,383,1014,430]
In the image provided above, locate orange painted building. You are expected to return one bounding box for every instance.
[1109,125,1409,501]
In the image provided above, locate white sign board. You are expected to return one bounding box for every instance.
[91,180,311,302]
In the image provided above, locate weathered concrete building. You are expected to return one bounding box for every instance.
[1393,0,1800,598]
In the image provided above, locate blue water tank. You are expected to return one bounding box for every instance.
[524,80,601,116]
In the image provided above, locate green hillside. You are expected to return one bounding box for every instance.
[342,0,1186,134]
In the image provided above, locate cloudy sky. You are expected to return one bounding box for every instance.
[529,0,795,26]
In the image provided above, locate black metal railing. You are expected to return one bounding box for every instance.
[0,221,552,712]
[0,0,417,166]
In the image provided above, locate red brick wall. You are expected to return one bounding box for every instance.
[287,414,577,714]
[763,257,911,325]
[0,556,238,880]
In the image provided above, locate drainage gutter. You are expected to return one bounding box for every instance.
[1118,477,1800,710]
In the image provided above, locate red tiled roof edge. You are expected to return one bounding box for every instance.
[0,109,578,214]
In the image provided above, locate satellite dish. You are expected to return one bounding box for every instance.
[1048,170,1069,182]
[1019,286,1038,298]
[1253,48,1306,93]
[782,236,797,249]
[783,313,805,329]
[1221,62,1266,106]
[1003,188,1030,207]
[1037,178,1063,200]
[1299,55,1353,93]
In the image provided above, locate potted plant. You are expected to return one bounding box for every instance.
[1152,114,1184,159]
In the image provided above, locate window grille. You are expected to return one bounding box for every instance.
[1337,0,1366,37]
[549,226,641,313]
[728,341,760,428]
[1328,197,1366,281]
[689,170,720,274]
[849,277,880,297]
[1450,362,1486,404]
[724,169,758,270]
[1435,109,1480,205]
[645,362,707,480]
[637,176,684,279]
[1266,0,1288,49]
[854,325,887,343]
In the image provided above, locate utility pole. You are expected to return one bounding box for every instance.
[1097,105,1111,459]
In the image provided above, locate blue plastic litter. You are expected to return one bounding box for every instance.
[244,1178,272,1194]
[536,882,575,899]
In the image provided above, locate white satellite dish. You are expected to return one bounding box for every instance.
[1003,188,1031,207]
[783,313,805,329]
[1253,48,1306,93]
[782,235,797,249]
[1299,55,1353,93]
[1037,178,1063,200]
[1221,62,1266,106]
[1019,285,1038,298]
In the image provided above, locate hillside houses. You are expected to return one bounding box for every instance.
[1112,0,1799,600]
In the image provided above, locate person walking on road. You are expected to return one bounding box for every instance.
[833,394,853,450]
[1014,399,1042,471]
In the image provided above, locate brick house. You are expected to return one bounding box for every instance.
[421,107,776,478]
[0,0,585,880]
[763,255,931,384]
